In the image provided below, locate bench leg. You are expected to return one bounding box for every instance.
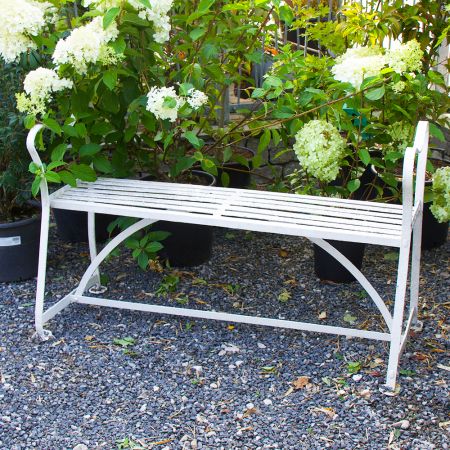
[74,218,156,298]
[34,203,53,340]
[386,238,411,389]
[409,210,423,326]
[87,212,101,290]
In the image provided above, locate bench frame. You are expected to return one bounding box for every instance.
[26,121,430,389]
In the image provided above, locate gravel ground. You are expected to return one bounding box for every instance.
[0,223,449,450]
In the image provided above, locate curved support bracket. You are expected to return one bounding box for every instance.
[309,238,392,332]
[74,218,156,298]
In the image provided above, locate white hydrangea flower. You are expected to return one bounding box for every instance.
[293,120,347,182]
[386,39,423,74]
[146,86,184,122]
[16,68,73,116]
[0,0,54,63]
[84,0,173,43]
[430,166,450,223]
[186,88,208,110]
[332,46,386,89]
[52,16,119,74]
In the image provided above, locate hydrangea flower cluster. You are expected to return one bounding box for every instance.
[386,40,423,74]
[146,87,208,122]
[186,88,208,109]
[52,16,119,74]
[386,121,414,152]
[16,68,73,116]
[293,120,347,182]
[331,47,386,89]
[0,0,54,63]
[430,166,450,223]
[83,0,173,43]
[332,40,424,90]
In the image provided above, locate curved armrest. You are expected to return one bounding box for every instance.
[26,123,50,207]
[401,121,429,229]
[26,123,46,167]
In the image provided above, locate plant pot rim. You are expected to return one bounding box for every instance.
[370,154,450,186]
[0,213,41,229]
[0,200,41,228]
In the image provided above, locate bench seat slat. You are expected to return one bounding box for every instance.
[51,178,406,246]
[228,198,403,225]
[222,206,402,235]
[81,178,403,213]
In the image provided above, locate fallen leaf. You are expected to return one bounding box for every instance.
[278,249,289,258]
[278,289,291,303]
[437,364,450,372]
[227,325,235,331]
[312,406,336,419]
[84,335,94,341]
[243,407,259,418]
[292,376,310,390]
[318,311,327,320]
[343,312,357,325]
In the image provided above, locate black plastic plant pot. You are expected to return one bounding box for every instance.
[217,146,255,189]
[155,221,214,267]
[0,215,40,282]
[421,202,449,250]
[144,170,216,268]
[313,240,366,283]
[53,209,116,244]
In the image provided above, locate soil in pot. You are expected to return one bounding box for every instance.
[143,170,216,267]
[0,206,41,282]
[53,209,117,244]
[313,240,366,283]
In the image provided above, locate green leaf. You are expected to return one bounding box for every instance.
[58,170,77,187]
[44,171,61,183]
[189,28,206,41]
[347,179,361,193]
[61,125,78,138]
[343,312,357,324]
[69,163,97,181]
[220,171,230,187]
[147,231,171,242]
[358,148,370,166]
[31,177,41,197]
[47,161,65,171]
[137,252,149,270]
[223,147,232,163]
[113,337,135,347]
[91,121,114,136]
[51,144,68,162]
[163,96,177,109]
[103,7,120,29]
[79,143,102,157]
[429,123,445,142]
[183,131,202,148]
[103,70,118,90]
[257,129,271,153]
[43,118,61,135]
[24,115,36,129]
[145,241,164,253]
[364,85,385,101]
[93,155,113,173]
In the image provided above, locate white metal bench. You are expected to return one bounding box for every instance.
[26,121,429,389]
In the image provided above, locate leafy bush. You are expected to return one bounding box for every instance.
[0,62,33,222]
